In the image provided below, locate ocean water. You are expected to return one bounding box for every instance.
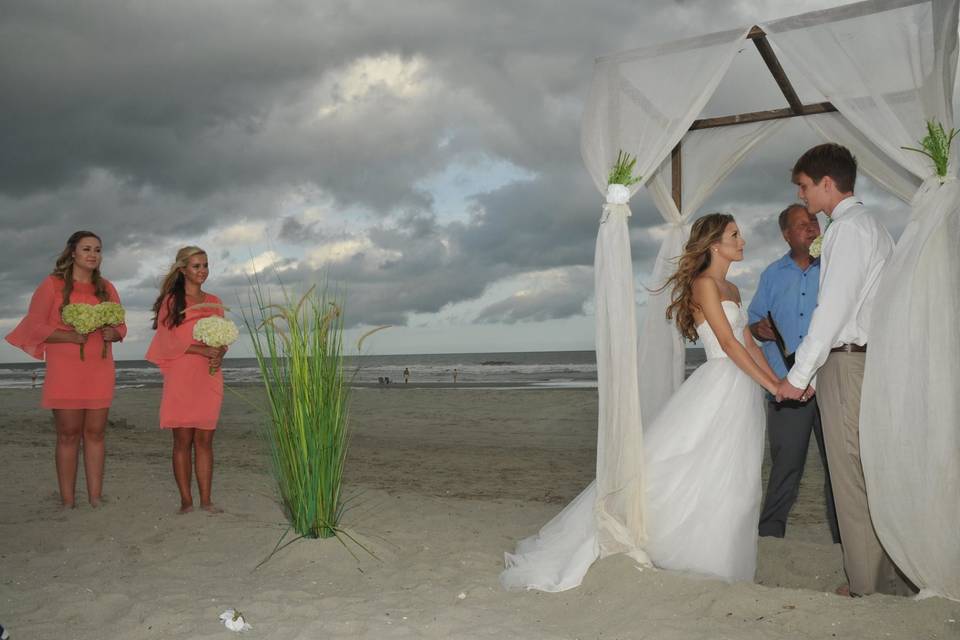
[0,349,708,390]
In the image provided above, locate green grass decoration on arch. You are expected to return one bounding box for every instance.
[902,120,959,178]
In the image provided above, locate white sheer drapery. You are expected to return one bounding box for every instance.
[804,113,922,204]
[639,120,786,424]
[580,26,752,564]
[764,0,960,600]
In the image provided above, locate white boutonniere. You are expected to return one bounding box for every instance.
[219,609,252,632]
[808,235,824,258]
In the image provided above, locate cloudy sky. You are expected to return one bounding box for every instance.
[0,0,915,362]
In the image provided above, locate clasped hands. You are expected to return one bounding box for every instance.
[774,378,815,403]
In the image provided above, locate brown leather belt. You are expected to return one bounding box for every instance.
[830,343,867,353]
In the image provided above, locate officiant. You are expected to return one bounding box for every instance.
[748,204,840,543]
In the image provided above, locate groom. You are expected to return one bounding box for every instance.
[775,143,906,597]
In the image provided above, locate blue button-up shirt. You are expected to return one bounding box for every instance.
[747,252,820,379]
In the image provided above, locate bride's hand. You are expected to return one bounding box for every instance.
[764,378,781,396]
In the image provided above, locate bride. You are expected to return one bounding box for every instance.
[501,213,781,591]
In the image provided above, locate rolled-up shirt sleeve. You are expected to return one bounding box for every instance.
[747,269,771,325]
[787,223,868,389]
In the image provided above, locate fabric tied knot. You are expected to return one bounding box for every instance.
[600,203,631,224]
[605,183,631,205]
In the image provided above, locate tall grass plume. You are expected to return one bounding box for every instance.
[241,280,350,540]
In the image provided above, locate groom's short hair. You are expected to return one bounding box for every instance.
[792,143,857,193]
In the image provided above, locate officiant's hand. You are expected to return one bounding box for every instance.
[749,318,775,342]
[775,378,805,402]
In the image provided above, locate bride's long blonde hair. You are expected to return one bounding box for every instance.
[661,213,735,343]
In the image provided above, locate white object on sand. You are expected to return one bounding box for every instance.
[219,609,252,632]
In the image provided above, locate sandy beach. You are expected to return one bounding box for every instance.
[1,386,957,639]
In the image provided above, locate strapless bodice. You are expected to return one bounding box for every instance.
[696,300,746,360]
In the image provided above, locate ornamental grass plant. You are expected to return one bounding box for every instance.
[241,281,350,540]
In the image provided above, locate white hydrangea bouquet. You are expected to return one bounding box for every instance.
[95,302,125,358]
[62,303,104,360]
[193,316,239,374]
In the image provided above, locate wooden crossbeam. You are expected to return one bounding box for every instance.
[689,101,837,130]
[673,25,838,208]
[687,25,836,131]
[751,28,804,114]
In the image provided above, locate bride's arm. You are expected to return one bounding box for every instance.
[692,278,779,395]
[742,326,779,382]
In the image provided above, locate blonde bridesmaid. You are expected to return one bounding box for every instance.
[146,246,226,513]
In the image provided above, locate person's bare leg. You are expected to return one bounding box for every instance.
[172,428,196,513]
[194,429,220,512]
[82,408,109,507]
[52,409,84,508]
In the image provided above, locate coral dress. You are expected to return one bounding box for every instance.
[5,275,126,410]
[145,294,225,430]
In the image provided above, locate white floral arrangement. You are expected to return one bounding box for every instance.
[193,316,238,374]
[193,316,239,348]
[606,149,642,205]
[808,234,824,259]
[62,302,126,360]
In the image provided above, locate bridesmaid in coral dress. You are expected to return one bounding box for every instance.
[5,231,126,508]
[146,246,227,513]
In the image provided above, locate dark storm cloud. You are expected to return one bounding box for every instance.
[0,0,870,342]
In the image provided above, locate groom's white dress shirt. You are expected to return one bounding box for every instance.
[787,196,894,390]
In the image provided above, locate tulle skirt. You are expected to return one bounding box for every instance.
[501,357,765,591]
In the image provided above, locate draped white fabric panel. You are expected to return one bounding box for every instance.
[762,0,956,180]
[805,112,922,204]
[765,0,960,600]
[639,120,786,423]
[580,27,751,561]
[861,177,960,601]
[559,0,960,598]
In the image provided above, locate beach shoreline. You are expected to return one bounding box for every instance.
[1,387,956,639]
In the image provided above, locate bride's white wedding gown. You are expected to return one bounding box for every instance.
[501,300,766,591]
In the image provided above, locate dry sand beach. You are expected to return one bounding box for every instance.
[1,386,957,639]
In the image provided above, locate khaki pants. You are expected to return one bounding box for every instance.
[817,352,906,595]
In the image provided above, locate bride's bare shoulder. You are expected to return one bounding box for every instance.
[691,276,721,302]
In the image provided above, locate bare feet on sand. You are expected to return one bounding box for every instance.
[178,502,194,514]
[200,503,223,514]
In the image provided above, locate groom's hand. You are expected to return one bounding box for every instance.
[775,378,805,402]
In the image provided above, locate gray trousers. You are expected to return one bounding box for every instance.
[759,396,841,543]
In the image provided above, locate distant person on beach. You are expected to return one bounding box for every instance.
[146,246,226,514]
[748,204,840,544]
[31,371,37,389]
[5,230,126,508]
[453,368,458,383]
[403,367,410,383]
